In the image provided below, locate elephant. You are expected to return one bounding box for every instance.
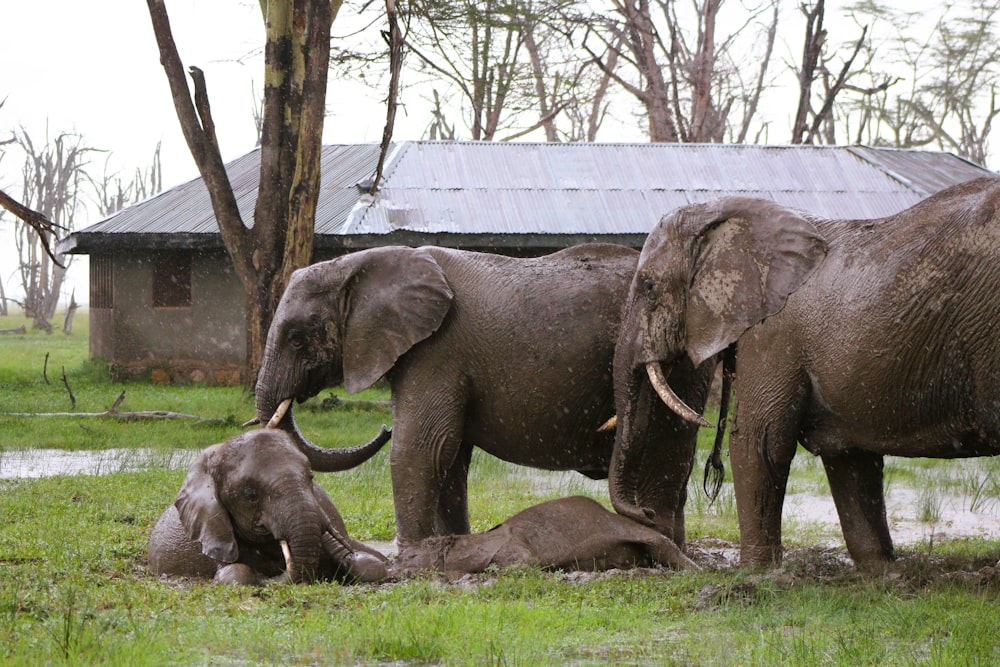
[147,428,390,585]
[610,175,1000,569]
[390,496,698,575]
[254,243,710,553]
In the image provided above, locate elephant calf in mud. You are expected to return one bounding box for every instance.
[390,496,699,576]
[148,429,390,585]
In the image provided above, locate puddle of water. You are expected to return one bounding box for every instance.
[0,448,198,479]
[784,487,1000,546]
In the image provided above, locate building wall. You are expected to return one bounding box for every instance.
[90,249,245,385]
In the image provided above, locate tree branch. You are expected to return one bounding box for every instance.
[0,188,65,268]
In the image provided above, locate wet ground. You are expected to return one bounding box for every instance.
[5,448,1000,551]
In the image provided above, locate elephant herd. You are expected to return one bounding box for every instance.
[149,175,1000,584]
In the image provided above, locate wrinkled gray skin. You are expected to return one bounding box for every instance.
[147,429,389,585]
[613,176,1000,569]
[254,244,704,553]
[391,496,698,575]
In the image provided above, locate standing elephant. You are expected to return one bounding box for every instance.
[611,176,1000,568]
[390,496,698,576]
[148,428,390,584]
[255,244,711,552]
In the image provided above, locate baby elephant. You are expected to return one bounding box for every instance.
[148,428,390,585]
[391,496,699,576]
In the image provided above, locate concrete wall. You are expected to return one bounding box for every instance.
[90,249,245,385]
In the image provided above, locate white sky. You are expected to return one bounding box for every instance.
[0,0,990,308]
[0,1,423,307]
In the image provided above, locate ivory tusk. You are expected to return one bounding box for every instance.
[645,361,712,428]
[280,539,294,578]
[242,417,261,428]
[598,415,618,432]
[266,398,292,429]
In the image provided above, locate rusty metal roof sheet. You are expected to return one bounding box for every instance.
[61,141,995,253]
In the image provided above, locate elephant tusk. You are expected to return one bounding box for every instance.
[645,361,712,428]
[598,415,618,432]
[266,399,293,429]
[242,417,261,428]
[280,539,294,579]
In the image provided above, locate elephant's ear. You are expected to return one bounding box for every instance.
[685,200,828,366]
[174,445,239,563]
[342,247,454,394]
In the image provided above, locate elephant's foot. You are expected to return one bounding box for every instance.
[214,563,264,586]
[848,546,896,574]
[739,543,783,569]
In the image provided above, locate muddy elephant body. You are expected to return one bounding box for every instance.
[613,176,1000,568]
[391,496,697,575]
[255,244,709,551]
[147,429,388,585]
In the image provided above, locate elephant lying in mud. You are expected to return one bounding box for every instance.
[611,176,1000,569]
[254,244,713,553]
[390,496,698,576]
[148,429,390,585]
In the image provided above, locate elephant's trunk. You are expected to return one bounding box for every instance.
[608,364,660,529]
[279,513,323,583]
[320,524,389,583]
[256,393,391,472]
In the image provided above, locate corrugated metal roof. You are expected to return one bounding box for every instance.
[62,141,995,252]
[74,144,382,237]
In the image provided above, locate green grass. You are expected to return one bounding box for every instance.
[3,311,1000,665]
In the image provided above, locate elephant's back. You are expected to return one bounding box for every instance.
[778,179,1000,453]
[421,246,630,469]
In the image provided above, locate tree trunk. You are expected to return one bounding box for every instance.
[146,0,333,388]
[62,289,78,334]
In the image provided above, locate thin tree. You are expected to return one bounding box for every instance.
[580,0,779,143]
[146,0,337,384]
[831,1,998,165]
[790,0,894,145]
[10,129,92,331]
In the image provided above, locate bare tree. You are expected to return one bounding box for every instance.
[402,0,530,140]
[91,143,163,217]
[9,129,93,331]
[790,0,894,145]
[902,1,1000,164]
[581,0,779,143]
[146,0,336,384]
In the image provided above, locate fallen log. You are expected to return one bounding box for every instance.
[0,390,227,423]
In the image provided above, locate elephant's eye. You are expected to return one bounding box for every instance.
[242,484,260,504]
[643,278,657,301]
[287,332,304,351]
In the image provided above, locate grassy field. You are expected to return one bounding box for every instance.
[2,311,1000,665]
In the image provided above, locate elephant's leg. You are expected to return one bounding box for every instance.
[389,383,468,548]
[821,449,894,568]
[435,441,473,535]
[731,420,798,568]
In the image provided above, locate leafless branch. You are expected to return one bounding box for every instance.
[0,188,65,268]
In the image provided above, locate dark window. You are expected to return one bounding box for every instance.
[153,254,192,308]
[90,255,113,309]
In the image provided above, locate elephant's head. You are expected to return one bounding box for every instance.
[255,246,453,470]
[174,429,384,583]
[610,197,827,522]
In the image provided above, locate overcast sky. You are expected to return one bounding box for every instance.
[0,1,420,305]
